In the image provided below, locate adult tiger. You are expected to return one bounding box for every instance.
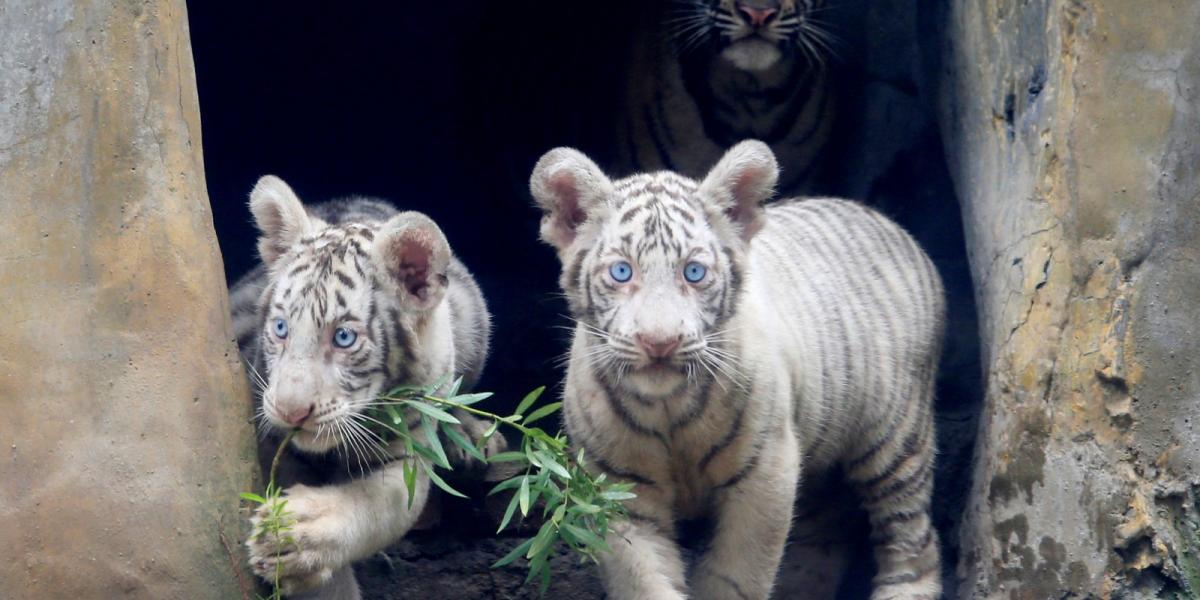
[531,141,943,599]
[228,176,498,598]
[616,0,837,194]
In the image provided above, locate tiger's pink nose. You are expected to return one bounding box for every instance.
[280,404,313,426]
[737,3,778,27]
[636,334,681,359]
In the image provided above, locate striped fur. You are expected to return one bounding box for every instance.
[615,0,836,194]
[228,176,495,598]
[532,141,943,600]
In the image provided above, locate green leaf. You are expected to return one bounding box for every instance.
[384,405,404,425]
[524,444,543,468]
[412,439,451,471]
[522,401,562,426]
[538,560,552,595]
[568,502,601,515]
[551,503,566,524]
[404,400,461,424]
[600,490,637,501]
[515,386,546,417]
[440,421,487,462]
[562,523,610,553]
[448,392,493,406]
[487,451,528,463]
[535,450,570,480]
[488,475,526,496]
[477,420,500,450]
[403,461,418,509]
[527,520,557,559]
[423,417,452,468]
[240,492,267,504]
[497,488,522,533]
[445,376,464,398]
[422,461,467,498]
[422,374,453,396]
[518,475,531,516]
[492,537,535,568]
[385,384,422,399]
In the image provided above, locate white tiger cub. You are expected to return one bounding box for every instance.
[228,176,498,598]
[531,141,944,599]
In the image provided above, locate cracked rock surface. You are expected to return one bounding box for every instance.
[0,1,258,598]
[941,1,1200,597]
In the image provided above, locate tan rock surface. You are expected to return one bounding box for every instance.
[0,1,257,597]
[942,1,1200,597]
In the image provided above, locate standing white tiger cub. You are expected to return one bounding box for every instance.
[228,176,498,599]
[531,141,944,599]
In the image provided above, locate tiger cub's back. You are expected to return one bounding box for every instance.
[754,198,944,477]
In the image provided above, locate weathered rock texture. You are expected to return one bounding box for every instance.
[942,1,1200,597]
[0,1,258,598]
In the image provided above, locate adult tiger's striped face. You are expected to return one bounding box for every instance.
[672,0,833,71]
[248,177,453,454]
[532,141,780,399]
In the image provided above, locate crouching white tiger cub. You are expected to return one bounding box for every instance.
[228,176,498,598]
[531,141,944,600]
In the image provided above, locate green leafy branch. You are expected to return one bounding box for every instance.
[241,379,636,597]
[239,428,299,600]
[372,380,637,594]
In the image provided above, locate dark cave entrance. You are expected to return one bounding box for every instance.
[189,2,979,597]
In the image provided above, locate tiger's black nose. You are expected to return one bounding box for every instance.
[737,2,779,27]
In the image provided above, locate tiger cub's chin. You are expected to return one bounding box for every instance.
[288,426,339,454]
[721,38,783,72]
[624,365,688,399]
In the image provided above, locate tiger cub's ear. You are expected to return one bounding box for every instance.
[374,212,452,312]
[698,140,778,242]
[249,175,314,267]
[530,147,614,254]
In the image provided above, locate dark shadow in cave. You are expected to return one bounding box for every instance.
[190,2,979,597]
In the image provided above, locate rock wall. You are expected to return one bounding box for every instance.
[0,1,258,597]
[941,1,1200,597]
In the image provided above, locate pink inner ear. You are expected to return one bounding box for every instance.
[725,166,768,238]
[728,168,761,215]
[547,170,587,244]
[393,235,433,300]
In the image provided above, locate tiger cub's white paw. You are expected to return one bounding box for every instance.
[246,484,351,595]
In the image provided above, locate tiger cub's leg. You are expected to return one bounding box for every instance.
[691,428,800,600]
[844,384,941,600]
[599,502,688,600]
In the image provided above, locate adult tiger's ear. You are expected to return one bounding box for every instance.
[374,212,452,311]
[697,140,778,242]
[530,147,614,254]
[249,175,314,267]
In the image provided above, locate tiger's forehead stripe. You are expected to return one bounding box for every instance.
[277,224,379,328]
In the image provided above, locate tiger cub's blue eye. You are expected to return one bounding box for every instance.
[684,262,707,283]
[610,261,634,283]
[333,327,358,348]
[272,318,288,339]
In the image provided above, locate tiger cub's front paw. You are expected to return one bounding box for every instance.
[246,484,351,594]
